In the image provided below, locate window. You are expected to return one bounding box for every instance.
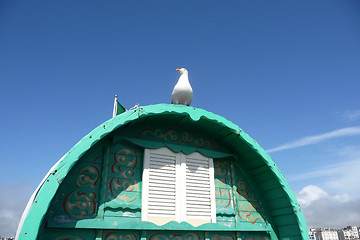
[142,147,216,226]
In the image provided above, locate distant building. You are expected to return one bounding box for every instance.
[309,229,318,240]
[321,229,339,240]
[342,226,360,240]
[344,229,352,240]
[351,226,359,239]
[338,229,345,240]
[309,226,360,240]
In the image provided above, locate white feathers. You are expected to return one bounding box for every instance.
[171,68,193,106]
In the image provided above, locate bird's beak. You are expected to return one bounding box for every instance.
[176,68,181,72]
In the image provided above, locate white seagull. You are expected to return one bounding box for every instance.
[171,68,193,106]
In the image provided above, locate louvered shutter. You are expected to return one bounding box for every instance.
[142,148,215,225]
[142,148,180,223]
[183,152,216,224]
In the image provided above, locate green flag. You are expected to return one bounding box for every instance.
[116,101,126,115]
[113,95,126,117]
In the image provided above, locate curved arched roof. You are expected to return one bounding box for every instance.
[16,104,308,240]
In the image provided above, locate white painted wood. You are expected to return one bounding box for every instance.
[141,149,150,221]
[184,152,213,221]
[142,148,216,224]
[179,153,187,222]
[177,152,185,222]
[209,155,216,223]
[143,148,178,221]
[112,95,118,118]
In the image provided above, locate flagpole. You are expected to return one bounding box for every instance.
[112,95,118,118]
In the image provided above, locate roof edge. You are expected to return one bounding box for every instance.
[17,104,308,239]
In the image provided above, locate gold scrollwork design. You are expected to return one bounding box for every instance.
[140,129,179,141]
[215,187,232,208]
[214,161,229,177]
[109,178,139,193]
[109,178,139,202]
[111,165,136,179]
[236,180,255,201]
[63,191,96,219]
[114,148,138,169]
[215,179,229,189]
[237,201,264,224]
[77,165,100,188]
[135,128,219,150]
[149,233,170,240]
[193,136,205,148]
[165,129,178,141]
[104,232,138,240]
[184,233,202,240]
[181,131,193,143]
[149,233,201,240]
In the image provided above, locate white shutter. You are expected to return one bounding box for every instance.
[142,148,180,223]
[142,148,215,225]
[183,152,216,224]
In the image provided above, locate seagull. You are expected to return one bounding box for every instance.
[171,68,193,106]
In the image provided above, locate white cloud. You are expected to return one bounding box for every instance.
[288,145,360,198]
[290,146,360,228]
[288,159,360,180]
[297,185,350,207]
[287,162,345,181]
[333,194,350,203]
[297,185,329,207]
[342,109,360,121]
[268,128,360,228]
[266,127,360,153]
[325,160,360,196]
[297,185,360,228]
[0,182,32,237]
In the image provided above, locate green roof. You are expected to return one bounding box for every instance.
[16,104,308,240]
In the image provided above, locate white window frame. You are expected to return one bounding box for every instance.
[142,147,216,226]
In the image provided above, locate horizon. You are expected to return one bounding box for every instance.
[1,0,360,237]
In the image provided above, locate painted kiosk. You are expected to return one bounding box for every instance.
[16,104,308,240]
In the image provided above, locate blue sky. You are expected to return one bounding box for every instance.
[1,0,360,236]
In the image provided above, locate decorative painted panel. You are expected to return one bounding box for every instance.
[214,159,234,215]
[45,132,269,234]
[46,140,143,227]
[214,158,268,228]
[103,141,143,214]
[117,124,231,158]
[233,162,267,226]
[102,230,140,240]
[207,232,236,240]
[214,158,236,227]
[147,231,204,240]
[39,229,270,240]
[133,128,219,149]
[47,147,103,225]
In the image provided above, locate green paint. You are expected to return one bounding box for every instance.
[38,228,95,240]
[115,100,126,116]
[17,104,308,240]
[37,229,272,240]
